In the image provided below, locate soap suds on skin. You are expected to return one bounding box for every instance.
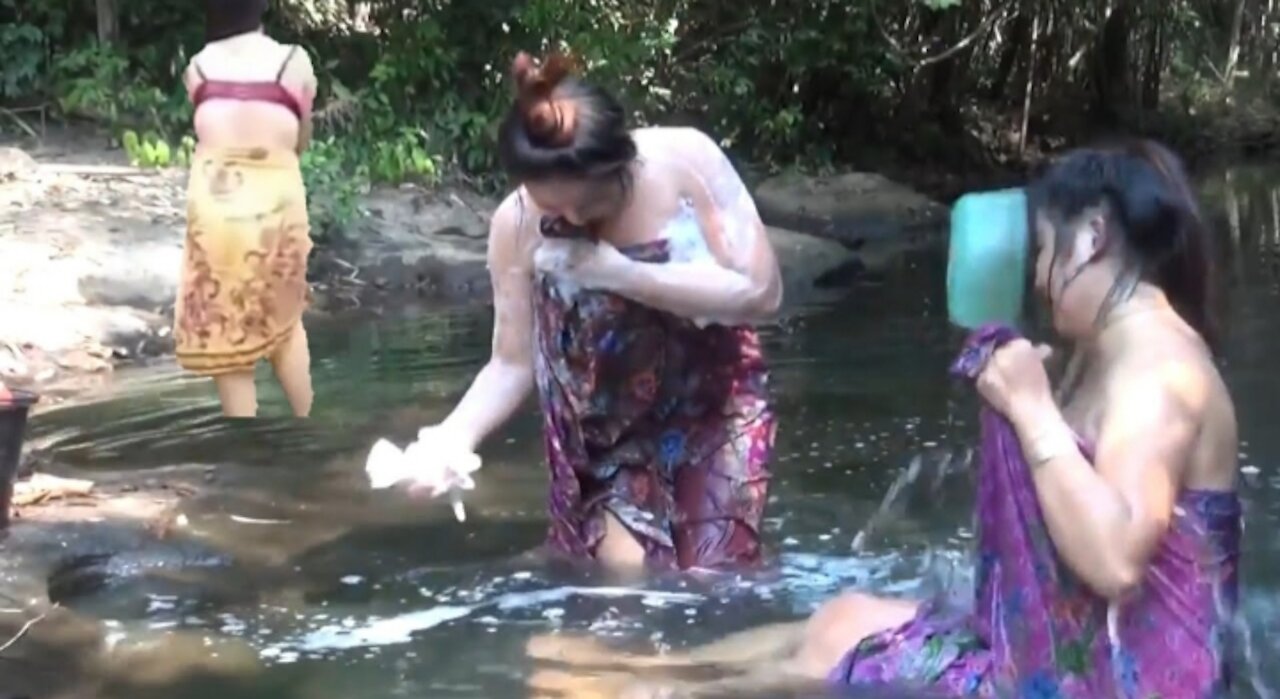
[536,198,719,327]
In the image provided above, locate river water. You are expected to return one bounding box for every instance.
[17,165,1280,698]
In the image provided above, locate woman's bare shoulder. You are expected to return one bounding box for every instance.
[1111,322,1222,418]
[635,127,719,163]
[493,190,527,228]
[279,43,316,87]
[634,127,727,197]
[284,41,315,66]
[1110,321,1238,483]
[489,190,540,264]
[186,44,211,69]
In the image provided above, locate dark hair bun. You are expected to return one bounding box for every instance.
[511,52,579,146]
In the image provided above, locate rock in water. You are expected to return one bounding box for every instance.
[753,171,949,247]
[0,147,37,182]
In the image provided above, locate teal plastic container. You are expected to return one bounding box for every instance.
[946,187,1029,330]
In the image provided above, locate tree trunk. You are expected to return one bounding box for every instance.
[1222,0,1249,86]
[1271,184,1280,247]
[1225,170,1245,280]
[1020,5,1041,153]
[927,5,982,128]
[1141,7,1165,109]
[1094,0,1132,124]
[96,0,119,45]
[990,13,1030,101]
[1269,0,1279,74]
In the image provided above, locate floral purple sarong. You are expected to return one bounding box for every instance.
[829,324,1241,697]
[533,238,776,570]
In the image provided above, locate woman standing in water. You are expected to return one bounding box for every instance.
[175,0,317,417]
[412,52,781,570]
[528,140,1241,698]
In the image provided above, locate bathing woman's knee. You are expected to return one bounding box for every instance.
[596,509,647,569]
[795,593,917,678]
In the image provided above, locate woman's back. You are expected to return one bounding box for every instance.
[185,33,314,152]
[1076,309,1238,493]
[174,3,318,416]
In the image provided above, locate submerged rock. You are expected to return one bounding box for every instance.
[753,171,949,247]
[0,473,261,697]
[100,630,266,696]
[766,225,864,304]
[335,187,494,302]
[334,186,873,307]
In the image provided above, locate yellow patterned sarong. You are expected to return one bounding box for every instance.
[174,147,313,376]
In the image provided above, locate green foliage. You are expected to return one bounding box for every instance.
[0,20,45,99]
[52,44,185,129]
[0,0,70,101]
[300,137,367,238]
[122,130,194,168]
[3,0,1279,240]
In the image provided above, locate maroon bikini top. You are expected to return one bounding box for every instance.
[190,45,304,120]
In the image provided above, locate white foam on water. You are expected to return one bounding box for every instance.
[258,585,706,657]
[488,585,702,611]
[294,605,474,651]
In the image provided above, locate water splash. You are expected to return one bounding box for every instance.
[851,447,971,553]
[1219,565,1277,699]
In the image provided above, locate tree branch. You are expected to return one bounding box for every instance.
[872,0,1016,68]
[672,18,755,63]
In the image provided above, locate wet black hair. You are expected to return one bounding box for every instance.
[1026,140,1220,352]
[496,53,638,186]
[205,0,268,42]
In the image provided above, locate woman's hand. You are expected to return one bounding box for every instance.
[365,427,480,522]
[365,428,481,499]
[533,238,632,292]
[975,339,1056,425]
[405,425,482,499]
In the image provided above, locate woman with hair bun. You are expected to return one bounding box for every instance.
[175,0,318,417]
[526,140,1241,699]
[408,52,782,571]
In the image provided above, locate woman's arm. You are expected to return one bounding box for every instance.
[1008,359,1201,600]
[182,57,202,102]
[289,46,318,154]
[609,130,782,324]
[436,194,538,452]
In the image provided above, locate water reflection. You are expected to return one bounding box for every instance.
[18,165,1280,697]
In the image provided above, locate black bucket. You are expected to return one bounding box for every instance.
[0,388,38,529]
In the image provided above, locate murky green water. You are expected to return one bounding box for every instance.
[19,166,1280,698]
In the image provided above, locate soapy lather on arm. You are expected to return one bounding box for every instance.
[365,194,540,521]
[617,129,782,324]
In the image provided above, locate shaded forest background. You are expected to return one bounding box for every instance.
[3,0,1280,234]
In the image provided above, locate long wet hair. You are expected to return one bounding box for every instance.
[1026,140,1220,353]
[205,0,268,42]
[496,52,637,188]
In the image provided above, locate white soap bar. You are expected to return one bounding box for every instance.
[365,438,468,522]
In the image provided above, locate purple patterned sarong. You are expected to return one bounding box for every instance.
[533,238,776,570]
[829,324,1241,697]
